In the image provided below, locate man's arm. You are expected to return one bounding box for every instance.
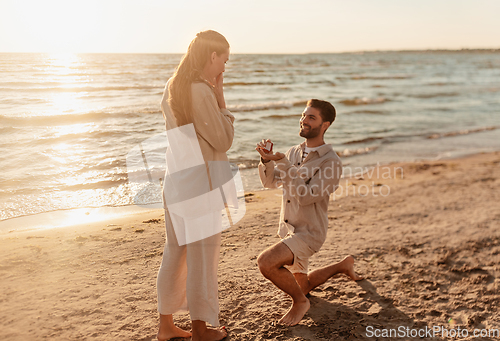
[275,157,342,206]
[258,160,282,188]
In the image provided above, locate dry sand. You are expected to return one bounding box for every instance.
[1,151,499,340]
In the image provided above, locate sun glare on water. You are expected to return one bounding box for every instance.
[49,92,81,113]
[38,53,94,116]
[48,53,80,74]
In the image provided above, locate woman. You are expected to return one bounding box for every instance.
[156,30,233,341]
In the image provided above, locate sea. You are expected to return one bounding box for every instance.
[1,51,499,229]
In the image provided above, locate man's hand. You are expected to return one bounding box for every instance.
[256,139,285,162]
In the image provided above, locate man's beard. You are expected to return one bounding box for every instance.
[299,124,321,138]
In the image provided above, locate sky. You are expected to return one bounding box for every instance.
[1,0,499,54]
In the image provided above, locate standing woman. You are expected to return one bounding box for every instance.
[156,30,233,341]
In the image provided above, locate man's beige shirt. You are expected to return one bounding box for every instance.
[258,142,342,252]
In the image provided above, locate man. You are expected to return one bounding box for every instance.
[255,99,363,326]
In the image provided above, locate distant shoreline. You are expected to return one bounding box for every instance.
[1,48,499,55]
[332,48,500,54]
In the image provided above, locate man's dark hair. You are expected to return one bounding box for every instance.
[307,99,336,124]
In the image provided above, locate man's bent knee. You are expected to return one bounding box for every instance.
[258,243,294,277]
[257,247,284,278]
[257,251,272,277]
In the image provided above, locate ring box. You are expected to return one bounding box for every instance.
[262,142,273,153]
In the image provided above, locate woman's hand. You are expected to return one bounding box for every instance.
[214,72,226,109]
[256,139,285,162]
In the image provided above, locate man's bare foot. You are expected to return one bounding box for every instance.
[192,326,227,341]
[157,325,192,341]
[340,255,364,281]
[278,297,310,326]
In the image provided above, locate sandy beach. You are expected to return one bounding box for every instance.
[1,151,499,341]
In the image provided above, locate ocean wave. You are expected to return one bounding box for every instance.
[228,100,307,112]
[0,185,144,222]
[426,126,497,139]
[0,126,20,134]
[309,80,336,86]
[340,97,390,106]
[0,98,48,105]
[427,82,458,86]
[0,85,160,93]
[76,160,128,174]
[224,81,287,87]
[264,114,302,119]
[139,108,162,114]
[4,176,130,195]
[235,118,255,122]
[63,178,129,191]
[8,162,134,189]
[0,81,65,87]
[339,75,412,81]
[31,129,130,145]
[342,126,498,147]
[0,110,145,126]
[344,110,388,115]
[410,92,460,99]
[337,146,379,157]
[344,137,385,145]
[232,159,261,169]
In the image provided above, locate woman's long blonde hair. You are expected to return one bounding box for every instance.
[168,30,229,126]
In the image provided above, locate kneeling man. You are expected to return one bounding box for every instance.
[256,99,363,326]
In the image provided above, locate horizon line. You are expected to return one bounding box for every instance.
[1,47,500,55]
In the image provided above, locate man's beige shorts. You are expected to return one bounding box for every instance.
[282,233,316,274]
